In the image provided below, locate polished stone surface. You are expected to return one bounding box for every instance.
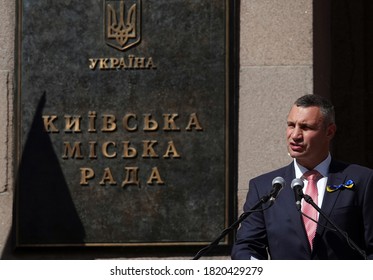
[17,0,230,246]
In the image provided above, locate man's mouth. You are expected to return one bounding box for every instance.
[289,142,303,152]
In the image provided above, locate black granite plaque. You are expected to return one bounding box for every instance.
[16,0,237,247]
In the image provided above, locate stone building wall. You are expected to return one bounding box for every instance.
[0,0,16,258]
[0,0,313,259]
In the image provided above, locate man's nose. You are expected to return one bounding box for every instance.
[291,127,302,139]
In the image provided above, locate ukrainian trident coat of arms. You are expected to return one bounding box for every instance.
[104,0,141,51]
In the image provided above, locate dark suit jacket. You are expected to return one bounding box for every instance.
[231,159,373,260]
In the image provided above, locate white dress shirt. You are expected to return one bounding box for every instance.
[293,153,331,210]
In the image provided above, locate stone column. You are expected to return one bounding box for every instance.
[238,0,313,212]
[0,0,15,257]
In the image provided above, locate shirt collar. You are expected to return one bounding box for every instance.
[293,153,331,179]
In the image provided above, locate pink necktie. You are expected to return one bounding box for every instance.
[302,170,322,250]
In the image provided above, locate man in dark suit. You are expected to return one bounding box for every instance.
[231,94,373,260]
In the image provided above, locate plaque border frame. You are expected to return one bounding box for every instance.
[14,0,240,254]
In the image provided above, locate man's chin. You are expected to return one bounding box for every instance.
[288,151,304,160]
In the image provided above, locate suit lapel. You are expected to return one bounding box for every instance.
[316,159,347,237]
[282,163,310,250]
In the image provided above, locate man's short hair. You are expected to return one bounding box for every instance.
[294,94,335,125]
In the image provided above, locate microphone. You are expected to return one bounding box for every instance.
[291,178,304,211]
[192,176,285,260]
[269,176,285,202]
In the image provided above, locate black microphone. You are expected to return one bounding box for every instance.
[269,176,285,202]
[291,178,304,211]
[192,176,285,260]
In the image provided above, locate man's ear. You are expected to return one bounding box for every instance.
[327,123,337,139]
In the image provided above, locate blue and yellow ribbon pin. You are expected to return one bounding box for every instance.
[326,179,355,192]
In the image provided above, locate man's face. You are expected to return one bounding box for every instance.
[286,105,336,169]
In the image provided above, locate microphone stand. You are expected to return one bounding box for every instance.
[303,194,367,259]
[192,193,273,260]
